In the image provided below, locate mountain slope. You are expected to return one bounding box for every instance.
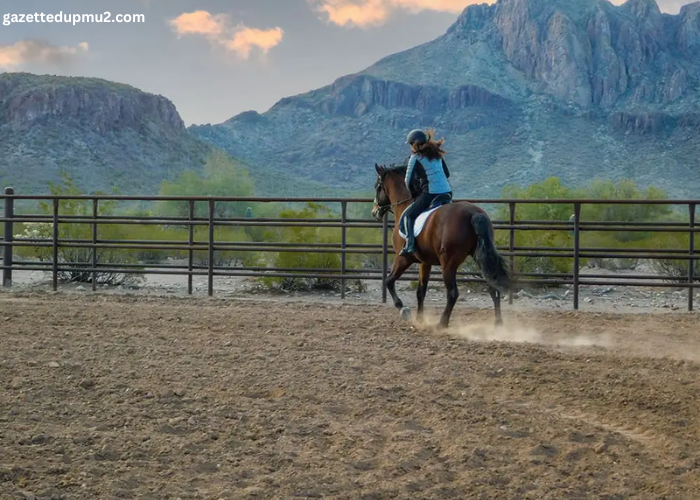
[0,72,216,195]
[190,0,700,199]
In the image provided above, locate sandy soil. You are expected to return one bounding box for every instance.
[7,265,700,316]
[1,291,699,500]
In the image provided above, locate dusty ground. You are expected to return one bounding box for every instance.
[8,266,700,315]
[1,291,700,500]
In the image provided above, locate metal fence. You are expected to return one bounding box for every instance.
[1,187,697,311]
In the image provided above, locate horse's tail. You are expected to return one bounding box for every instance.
[470,212,512,294]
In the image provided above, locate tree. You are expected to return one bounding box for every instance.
[158,150,256,220]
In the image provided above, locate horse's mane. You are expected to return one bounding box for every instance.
[383,161,408,175]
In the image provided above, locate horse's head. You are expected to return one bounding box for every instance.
[371,163,391,221]
[371,162,410,221]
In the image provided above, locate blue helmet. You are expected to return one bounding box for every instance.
[406,129,428,144]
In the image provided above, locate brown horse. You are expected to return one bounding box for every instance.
[371,163,511,329]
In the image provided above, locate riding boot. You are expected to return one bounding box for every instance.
[400,221,416,256]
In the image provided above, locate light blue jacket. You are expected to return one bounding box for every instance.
[405,154,452,195]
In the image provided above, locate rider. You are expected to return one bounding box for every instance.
[400,128,453,256]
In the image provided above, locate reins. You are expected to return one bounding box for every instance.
[379,196,412,215]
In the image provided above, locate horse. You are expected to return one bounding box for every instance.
[371,162,512,329]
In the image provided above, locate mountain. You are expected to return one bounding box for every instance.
[0,72,218,195]
[0,72,353,198]
[190,0,700,200]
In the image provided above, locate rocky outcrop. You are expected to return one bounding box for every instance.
[676,2,700,55]
[281,75,513,118]
[0,73,212,195]
[0,73,184,134]
[486,0,699,108]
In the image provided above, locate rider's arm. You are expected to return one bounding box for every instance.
[405,154,418,191]
[442,158,450,179]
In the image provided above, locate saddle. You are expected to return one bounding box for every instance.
[427,193,452,210]
[398,193,453,240]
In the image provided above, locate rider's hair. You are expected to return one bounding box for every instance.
[410,128,446,160]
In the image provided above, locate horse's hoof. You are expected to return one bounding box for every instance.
[400,307,411,321]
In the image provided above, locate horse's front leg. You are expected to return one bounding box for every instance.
[416,263,432,324]
[386,255,414,312]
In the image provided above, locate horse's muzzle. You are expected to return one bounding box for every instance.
[372,205,387,221]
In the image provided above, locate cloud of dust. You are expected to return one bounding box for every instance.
[411,311,613,348]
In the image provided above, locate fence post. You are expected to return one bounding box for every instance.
[573,202,581,310]
[689,203,696,312]
[91,199,98,291]
[381,213,389,304]
[508,202,515,305]
[3,187,14,287]
[188,200,194,295]
[340,201,347,299]
[52,199,59,292]
[208,199,214,297]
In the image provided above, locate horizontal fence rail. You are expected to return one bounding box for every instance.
[1,187,697,311]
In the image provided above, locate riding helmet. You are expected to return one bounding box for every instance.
[406,129,428,145]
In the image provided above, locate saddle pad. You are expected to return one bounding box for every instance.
[398,206,441,240]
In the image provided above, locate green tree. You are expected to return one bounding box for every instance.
[158,150,256,220]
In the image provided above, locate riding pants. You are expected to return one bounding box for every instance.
[400,190,452,255]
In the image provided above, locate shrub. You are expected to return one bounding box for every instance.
[496,176,674,282]
[261,203,343,291]
[192,226,260,267]
[15,172,143,285]
[648,232,699,283]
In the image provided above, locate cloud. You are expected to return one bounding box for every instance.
[168,10,283,59]
[309,0,494,27]
[226,27,284,59]
[0,39,89,70]
[169,10,226,38]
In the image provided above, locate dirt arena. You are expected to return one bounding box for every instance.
[1,291,700,500]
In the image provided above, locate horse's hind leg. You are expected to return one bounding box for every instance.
[416,263,432,324]
[489,287,503,326]
[386,255,414,310]
[438,263,460,329]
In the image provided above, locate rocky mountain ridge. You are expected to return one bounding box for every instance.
[190,0,700,199]
[0,72,212,195]
[0,73,347,197]
[0,73,185,133]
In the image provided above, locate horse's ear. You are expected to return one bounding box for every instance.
[375,163,384,175]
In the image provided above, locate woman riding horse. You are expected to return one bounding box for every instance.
[372,129,511,328]
[401,129,453,256]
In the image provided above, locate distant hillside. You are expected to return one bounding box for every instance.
[190,0,700,200]
[0,72,216,195]
[0,72,342,198]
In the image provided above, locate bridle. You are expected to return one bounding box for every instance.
[374,176,413,217]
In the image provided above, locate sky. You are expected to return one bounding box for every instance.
[0,0,695,126]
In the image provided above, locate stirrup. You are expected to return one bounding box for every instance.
[400,242,414,256]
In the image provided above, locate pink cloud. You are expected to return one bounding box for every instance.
[169,10,283,59]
